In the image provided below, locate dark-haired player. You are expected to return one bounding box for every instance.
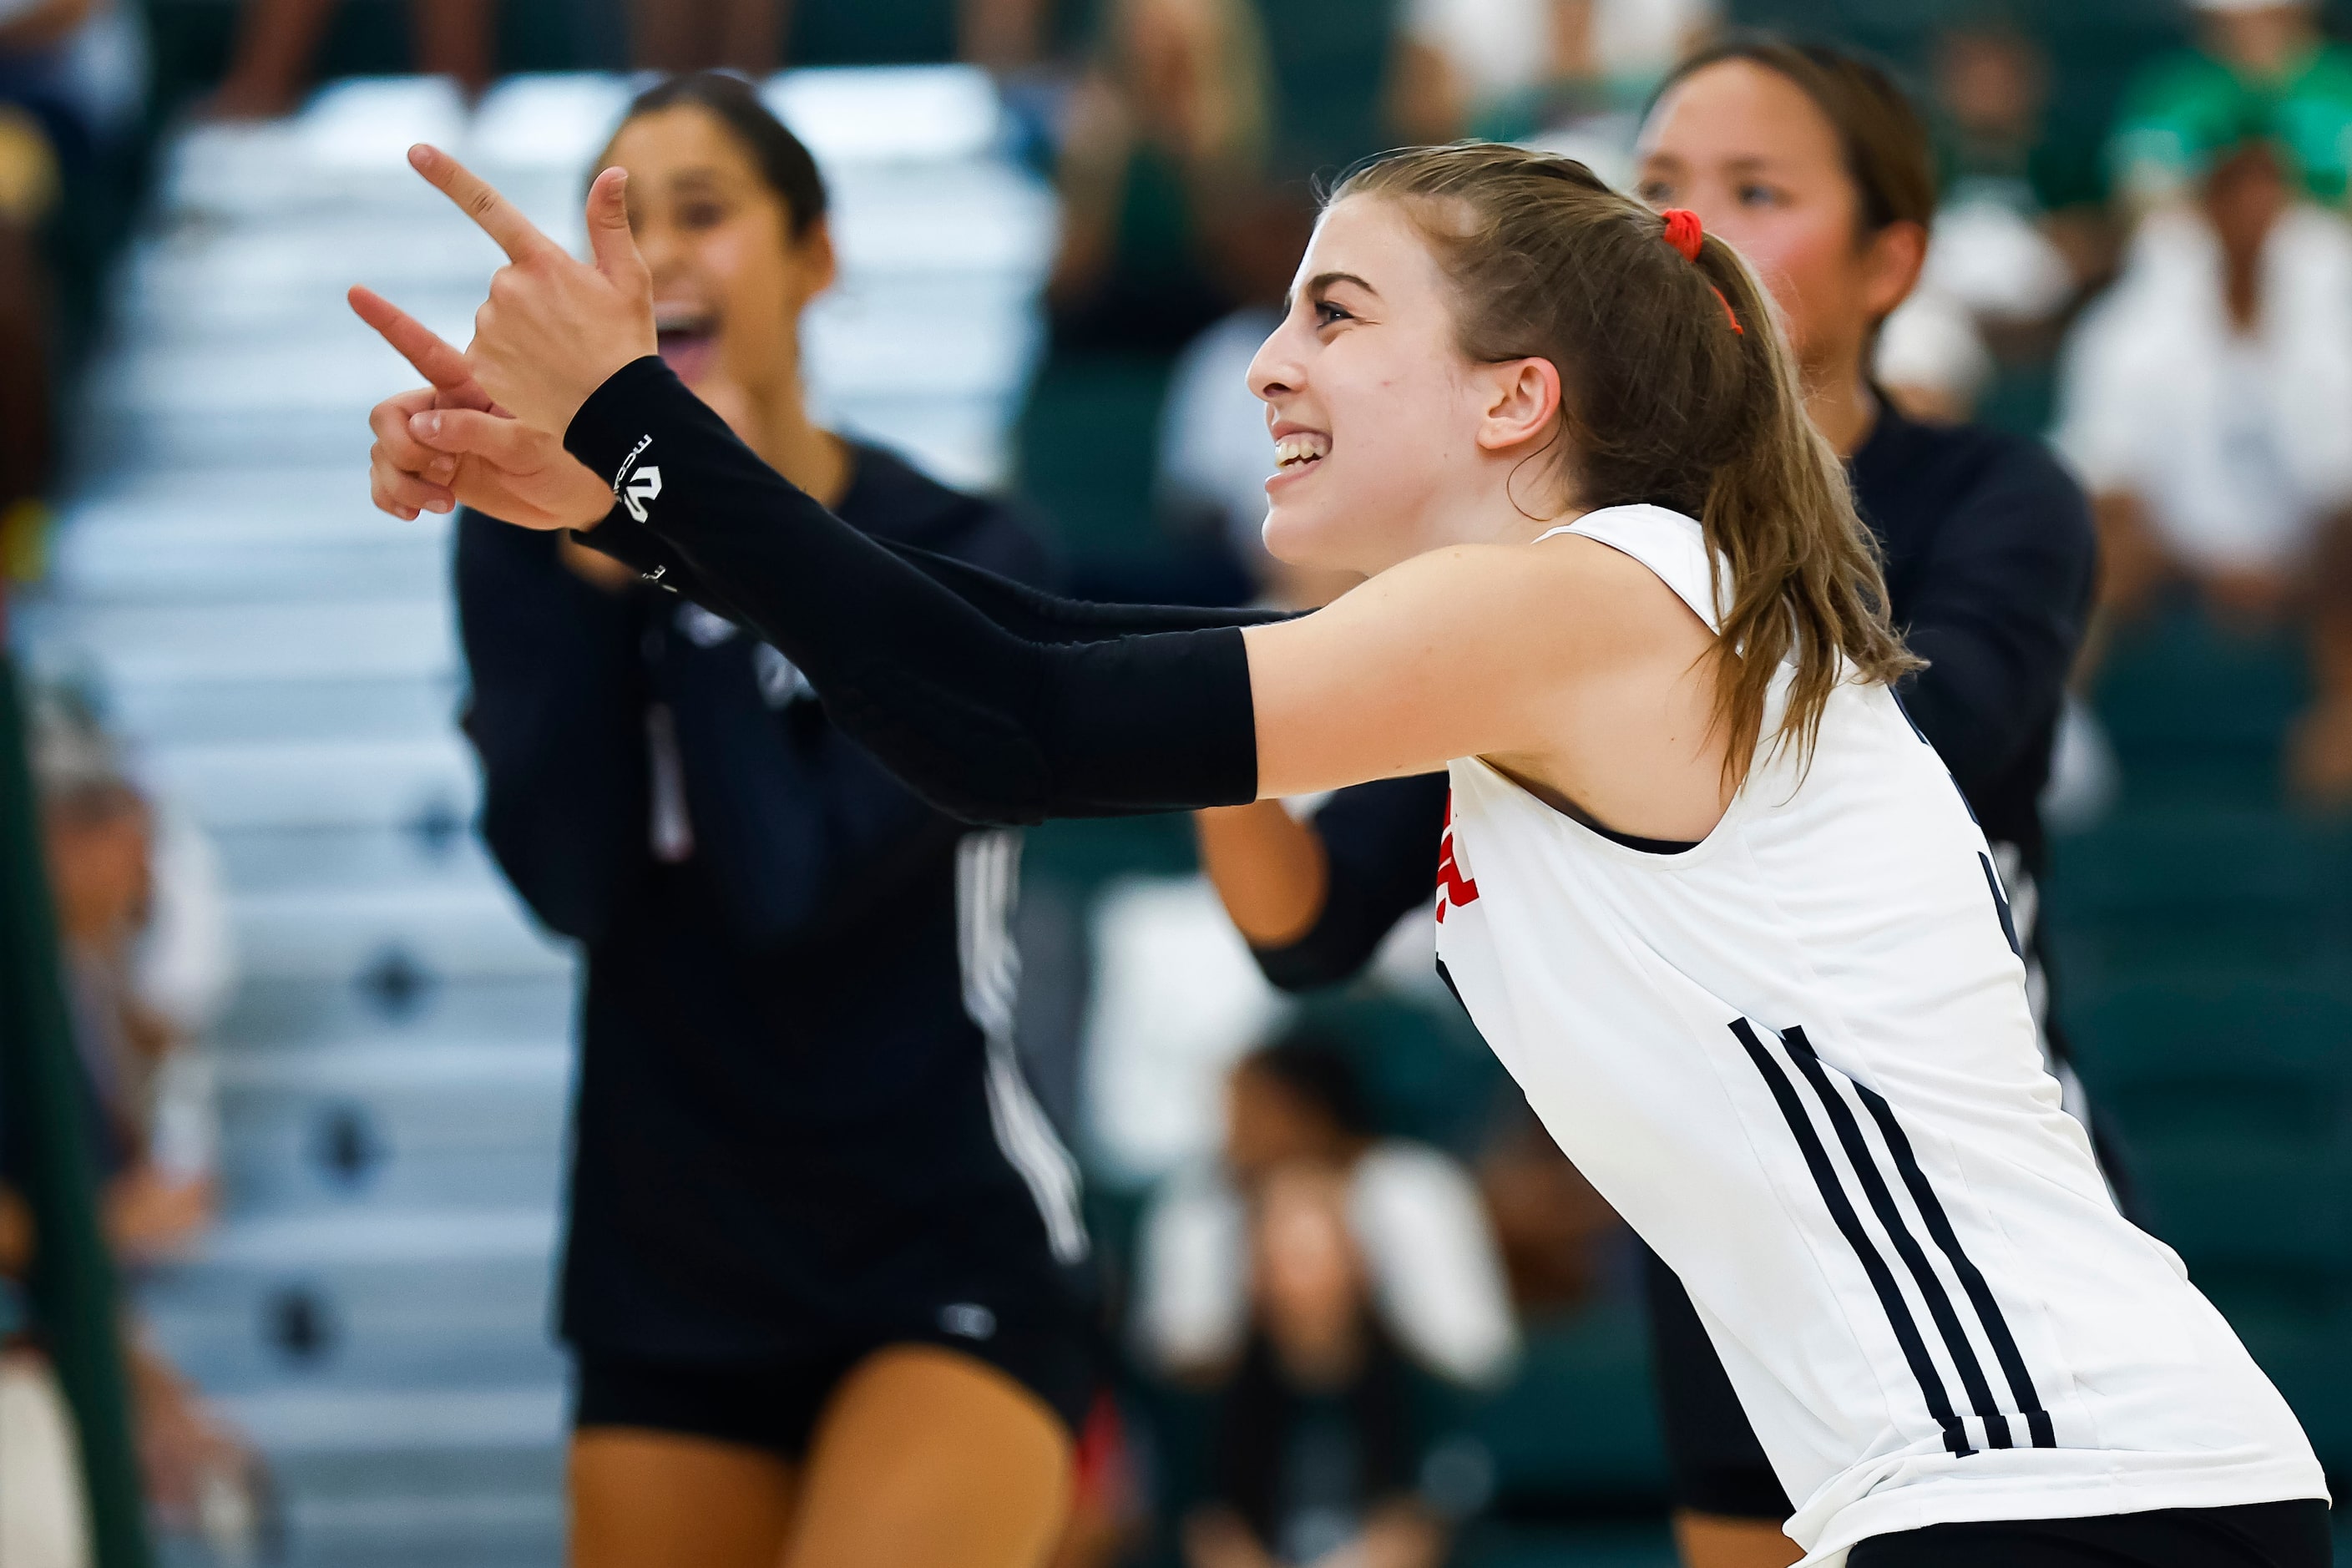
[369,75,1089,1568]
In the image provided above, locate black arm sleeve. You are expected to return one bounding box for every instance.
[564,357,1262,826]
[1250,772,1452,992]
[579,510,1294,642]
[1893,443,2097,797]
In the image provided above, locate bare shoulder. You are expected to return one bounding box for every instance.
[1241,534,1718,797]
[1327,533,1707,660]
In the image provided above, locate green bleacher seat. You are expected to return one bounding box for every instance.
[1431,1301,1670,1517]
[2069,979,2352,1121]
[2046,811,2350,980]
[2051,811,2344,918]
[2090,608,2309,807]
[2067,978,2352,1281]
[1290,993,1511,1160]
[1455,1520,1678,1568]
[789,0,960,65]
[1012,350,1175,563]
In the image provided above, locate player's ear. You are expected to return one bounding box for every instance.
[792,216,839,305]
[1474,357,1561,454]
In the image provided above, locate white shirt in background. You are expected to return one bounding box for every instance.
[1134,1141,1522,1388]
[2054,204,2352,574]
[1401,0,1719,117]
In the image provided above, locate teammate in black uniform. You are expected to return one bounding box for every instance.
[372,75,1089,1568]
[1193,38,2097,1568]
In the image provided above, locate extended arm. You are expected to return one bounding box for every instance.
[370,149,1692,833]
[580,509,1292,643]
[566,358,1262,826]
[561,358,1618,823]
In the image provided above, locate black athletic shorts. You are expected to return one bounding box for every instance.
[1849,1499,2331,1567]
[1641,1246,1793,1520]
[572,1320,1094,1460]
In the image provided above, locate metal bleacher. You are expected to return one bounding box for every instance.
[18,68,1051,1566]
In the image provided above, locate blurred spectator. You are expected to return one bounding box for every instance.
[631,0,1057,74]
[207,0,493,119]
[0,0,140,164]
[1924,23,2082,322]
[630,0,779,74]
[1873,23,2086,430]
[1393,0,1717,145]
[33,691,228,1262]
[2108,0,2352,211]
[1133,1029,1518,1390]
[2053,130,2352,759]
[1183,1163,1447,1568]
[30,693,259,1548]
[1873,285,1995,426]
[0,1333,90,1568]
[1047,0,1273,356]
[1938,20,2050,194]
[1473,1103,1626,1318]
[0,101,53,589]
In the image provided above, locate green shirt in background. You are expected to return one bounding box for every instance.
[2109,41,2352,204]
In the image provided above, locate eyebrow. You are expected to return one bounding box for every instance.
[1282,270,1381,316]
[1636,152,1783,175]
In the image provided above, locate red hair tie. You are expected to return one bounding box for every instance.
[1662,207,1705,262]
[1660,207,1743,336]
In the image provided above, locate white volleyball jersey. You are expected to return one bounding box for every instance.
[1432,506,2324,1565]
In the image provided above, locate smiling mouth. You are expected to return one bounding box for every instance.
[655,310,720,382]
[1272,432,1330,475]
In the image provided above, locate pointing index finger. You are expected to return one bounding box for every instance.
[347,285,483,399]
[407,143,551,263]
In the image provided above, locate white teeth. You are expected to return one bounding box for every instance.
[1273,433,1329,468]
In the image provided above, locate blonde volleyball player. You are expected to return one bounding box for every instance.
[359,142,2328,1566]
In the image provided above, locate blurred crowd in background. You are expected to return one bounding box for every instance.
[8,0,2352,1565]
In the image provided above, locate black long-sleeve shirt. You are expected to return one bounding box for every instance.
[1255,407,2099,990]
[458,440,1086,1360]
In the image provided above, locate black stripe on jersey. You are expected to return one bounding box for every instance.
[1851,1080,2058,1449]
[1729,1018,1977,1459]
[1979,852,2021,958]
[1782,1027,2016,1449]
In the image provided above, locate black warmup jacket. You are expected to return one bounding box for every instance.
[1253,405,2100,991]
[457,443,1080,1362]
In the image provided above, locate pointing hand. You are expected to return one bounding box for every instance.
[375,143,657,437]
[351,286,614,530]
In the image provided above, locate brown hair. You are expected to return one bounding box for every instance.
[609,72,829,238]
[1654,35,1939,240]
[1333,144,1918,781]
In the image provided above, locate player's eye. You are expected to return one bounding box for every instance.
[1314,300,1355,329]
[678,200,730,231]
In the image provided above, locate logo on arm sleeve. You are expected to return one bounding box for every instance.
[612,435,660,522]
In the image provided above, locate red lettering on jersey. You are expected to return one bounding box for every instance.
[1436,792,1479,922]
